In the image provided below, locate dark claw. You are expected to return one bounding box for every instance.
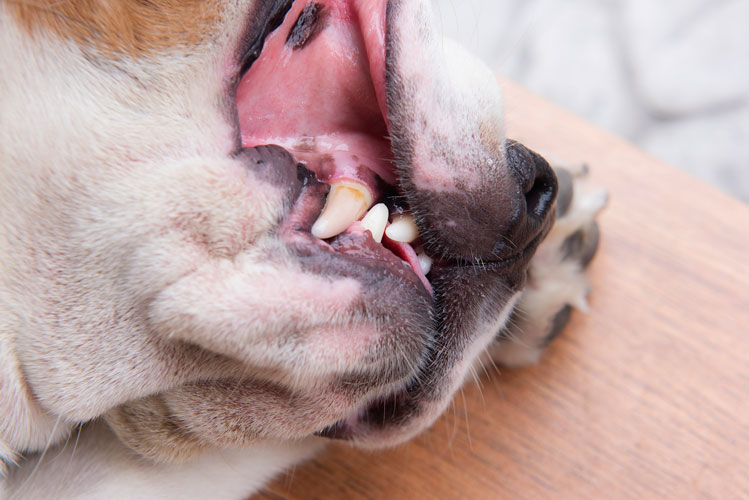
[562,221,601,268]
[541,305,573,347]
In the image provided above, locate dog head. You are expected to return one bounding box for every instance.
[1,0,557,461]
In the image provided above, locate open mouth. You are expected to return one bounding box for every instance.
[236,0,433,294]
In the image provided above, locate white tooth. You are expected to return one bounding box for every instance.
[360,203,389,243]
[311,181,373,240]
[417,252,433,275]
[385,213,419,243]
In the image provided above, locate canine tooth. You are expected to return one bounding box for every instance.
[360,203,389,243]
[385,214,419,243]
[417,252,433,275]
[311,181,373,239]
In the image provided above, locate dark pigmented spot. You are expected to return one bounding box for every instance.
[239,0,294,75]
[292,136,317,152]
[234,145,306,209]
[297,162,318,187]
[286,2,328,50]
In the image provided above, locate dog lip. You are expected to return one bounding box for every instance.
[316,383,414,441]
[278,203,433,297]
[237,0,295,76]
[270,161,433,296]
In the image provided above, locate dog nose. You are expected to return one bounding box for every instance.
[494,140,558,257]
[416,140,558,262]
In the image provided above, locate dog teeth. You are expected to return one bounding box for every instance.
[385,214,419,243]
[311,180,373,239]
[417,252,433,275]
[360,203,389,243]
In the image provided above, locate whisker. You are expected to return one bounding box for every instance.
[13,415,63,499]
[62,423,85,484]
[459,386,472,450]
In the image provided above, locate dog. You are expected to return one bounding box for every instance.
[0,0,606,497]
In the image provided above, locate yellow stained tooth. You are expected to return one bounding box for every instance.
[360,203,389,243]
[311,181,373,240]
[385,213,419,243]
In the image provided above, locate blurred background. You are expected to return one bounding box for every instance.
[433,0,749,203]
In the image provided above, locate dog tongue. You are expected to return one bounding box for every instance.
[236,0,392,191]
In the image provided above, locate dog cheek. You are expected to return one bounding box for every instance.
[107,157,294,299]
[148,261,368,378]
[157,158,290,259]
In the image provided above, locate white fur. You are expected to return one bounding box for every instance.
[3,422,323,500]
[388,0,506,194]
[0,3,405,492]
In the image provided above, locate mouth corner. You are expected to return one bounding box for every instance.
[315,383,427,447]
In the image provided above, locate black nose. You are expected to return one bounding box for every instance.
[494,140,558,257]
[415,140,558,263]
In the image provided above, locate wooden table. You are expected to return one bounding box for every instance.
[257,81,749,499]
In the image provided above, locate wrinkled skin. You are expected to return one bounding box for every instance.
[0,0,589,497]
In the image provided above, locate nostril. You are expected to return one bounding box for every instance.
[505,140,536,192]
[526,177,555,218]
[525,156,558,219]
[505,140,558,220]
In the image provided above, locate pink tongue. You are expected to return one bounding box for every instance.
[236,0,393,189]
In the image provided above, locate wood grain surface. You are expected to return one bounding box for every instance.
[256,80,749,500]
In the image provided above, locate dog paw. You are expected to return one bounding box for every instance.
[487,165,608,367]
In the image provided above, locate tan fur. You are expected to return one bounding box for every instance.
[5,0,226,57]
